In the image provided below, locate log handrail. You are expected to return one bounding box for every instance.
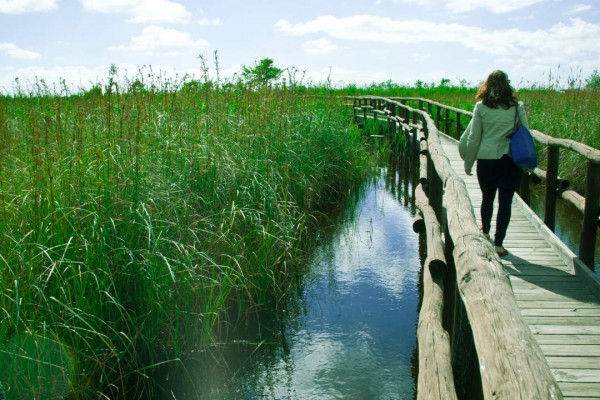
[352,95,599,269]
[390,97,600,164]
[352,95,564,399]
[413,184,457,400]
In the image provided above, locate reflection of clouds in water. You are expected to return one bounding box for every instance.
[248,172,419,400]
[257,329,412,399]
[332,184,420,300]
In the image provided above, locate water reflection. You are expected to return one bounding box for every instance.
[156,162,421,399]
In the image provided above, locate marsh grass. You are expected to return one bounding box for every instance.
[340,80,599,193]
[0,72,370,398]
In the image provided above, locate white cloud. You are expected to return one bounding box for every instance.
[444,0,545,13]
[109,25,210,53]
[302,37,338,55]
[411,52,431,61]
[80,0,191,24]
[511,18,600,70]
[0,0,56,13]
[198,17,222,26]
[276,16,600,62]
[375,0,544,13]
[0,43,41,59]
[276,16,509,53]
[564,4,592,16]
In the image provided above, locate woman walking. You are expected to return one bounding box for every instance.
[463,70,528,256]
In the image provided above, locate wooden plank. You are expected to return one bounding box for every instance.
[520,309,600,317]
[511,283,592,294]
[531,325,600,335]
[504,239,557,245]
[512,288,593,298]
[546,356,600,369]
[562,397,600,400]
[514,293,597,303]
[506,267,577,277]
[511,276,581,284]
[513,286,597,302]
[519,301,600,309]
[503,260,572,269]
[505,253,568,262]
[511,284,588,293]
[541,345,600,357]
[526,317,600,326]
[536,335,600,345]
[552,369,600,383]
[558,382,600,397]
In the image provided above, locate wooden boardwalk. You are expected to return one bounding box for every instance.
[442,133,600,399]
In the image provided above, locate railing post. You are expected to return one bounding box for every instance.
[412,125,419,159]
[544,145,560,231]
[436,106,441,129]
[445,108,450,134]
[580,161,600,269]
[519,172,531,205]
[455,113,461,139]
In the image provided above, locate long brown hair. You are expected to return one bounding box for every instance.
[476,70,518,109]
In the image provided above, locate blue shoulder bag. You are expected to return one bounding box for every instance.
[508,105,537,171]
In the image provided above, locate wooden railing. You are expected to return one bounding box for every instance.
[352,95,568,399]
[355,96,600,270]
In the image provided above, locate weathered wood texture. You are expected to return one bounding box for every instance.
[356,96,565,399]
[353,95,599,268]
[530,130,600,164]
[354,96,600,399]
[441,131,600,400]
[414,184,457,400]
[415,184,447,279]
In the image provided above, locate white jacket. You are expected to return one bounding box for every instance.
[461,101,529,173]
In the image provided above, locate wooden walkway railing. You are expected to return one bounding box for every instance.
[385,96,600,269]
[351,96,600,400]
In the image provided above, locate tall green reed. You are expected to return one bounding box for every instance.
[0,70,370,398]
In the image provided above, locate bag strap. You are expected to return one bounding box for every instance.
[507,104,520,139]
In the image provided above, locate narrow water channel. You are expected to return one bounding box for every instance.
[156,161,422,399]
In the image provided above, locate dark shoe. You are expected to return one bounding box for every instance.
[495,246,508,256]
[480,228,490,241]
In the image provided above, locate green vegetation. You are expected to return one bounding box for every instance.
[338,75,599,193]
[0,68,370,398]
[241,58,283,88]
[585,70,600,90]
[1,59,598,398]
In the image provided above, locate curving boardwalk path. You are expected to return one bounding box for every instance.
[442,133,600,399]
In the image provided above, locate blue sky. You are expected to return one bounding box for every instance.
[0,0,598,92]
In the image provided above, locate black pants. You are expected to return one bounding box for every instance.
[476,155,522,247]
